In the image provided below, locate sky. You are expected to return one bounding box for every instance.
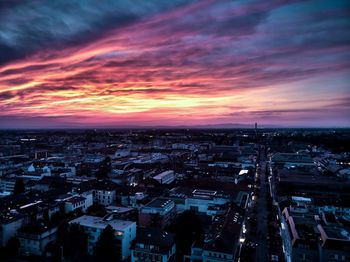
[0,0,349,128]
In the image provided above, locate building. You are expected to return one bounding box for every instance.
[106,206,138,221]
[185,207,245,262]
[153,170,175,184]
[139,198,176,229]
[281,207,320,262]
[280,205,350,262]
[93,182,117,206]
[184,189,228,215]
[0,177,16,194]
[17,224,57,256]
[69,214,136,260]
[0,213,24,246]
[131,228,176,262]
[318,223,350,261]
[114,148,131,159]
[271,153,314,168]
[64,196,88,213]
[169,188,236,215]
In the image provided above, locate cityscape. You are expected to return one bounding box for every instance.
[1,0,350,262]
[0,128,349,261]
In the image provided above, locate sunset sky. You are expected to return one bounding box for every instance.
[0,0,349,128]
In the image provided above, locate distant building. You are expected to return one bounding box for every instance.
[153,170,175,184]
[139,198,176,229]
[169,188,232,215]
[70,214,136,260]
[17,224,57,256]
[114,148,131,159]
[281,206,350,262]
[93,182,117,206]
[0,177,16,194]
[106,206,138,222]
[0,213,24,247]
[271,153,314,168]
[318,223,350,261]
[281,207,320,262]
[185,207,245,262]
[64,196,88,213]
[131,228,176,262]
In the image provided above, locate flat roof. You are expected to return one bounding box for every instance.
[272,153,314,163]
[321,225,350,241]
[144,198,173,209]
[69,215,134,231]
[192,189,217,196]
[66,196,86,204]
[153,170,174,179]
[204,207,244,254]
[106,205,134,213]
[0,213,23,224]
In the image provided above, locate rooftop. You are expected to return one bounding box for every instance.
[134,228,174,248]
[0,213,23,224]
[69,215,134,231]
[204,207,244,254]
[272,153,314,164]
[319,224,350,241]
[66,196,86,204]
[192,189,217,197]
[144,198,174,209]
[106,205,135,213]
[153,170,174,179]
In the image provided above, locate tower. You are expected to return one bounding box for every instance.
[255,122,258,139]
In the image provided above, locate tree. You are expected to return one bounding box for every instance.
[5,236,20,257]
[86,203,107,217]
[96,156,112,179]
[173,210,204,260]
[13,179,25,195]
[57,222,88,261]
[94,225,119,262]
[69,223,88,261]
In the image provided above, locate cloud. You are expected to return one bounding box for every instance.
[0,0,349,127]
[0,0,196,64]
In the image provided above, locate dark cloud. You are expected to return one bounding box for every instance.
[0,0,196,65]
[0,91,15,100]
[0,0,349,128]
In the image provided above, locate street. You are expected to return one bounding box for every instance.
[254,149,268,262]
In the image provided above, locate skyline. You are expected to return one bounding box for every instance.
[0,0,349,128]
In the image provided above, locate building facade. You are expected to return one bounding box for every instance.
[70,214,136,260]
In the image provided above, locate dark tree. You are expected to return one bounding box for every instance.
[173,210,204,260]
[94,225,120,262]
[96,156,112,179]
[86,203,107,217]
[50,211,63,224]
[5,236,20,257]
[13,179,25,195]
[45,241,61,262]
[57,222,88,261]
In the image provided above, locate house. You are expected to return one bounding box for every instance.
[0,213,24,246]
[17,224,57,256]
[69,214,136,260]
[318,223,350,261]
[93,182,117,206]
[184,207,245,262]
[153,170,175,184]
[64,196,88,213]
[131,228,176,262]
[139,198,176,229]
